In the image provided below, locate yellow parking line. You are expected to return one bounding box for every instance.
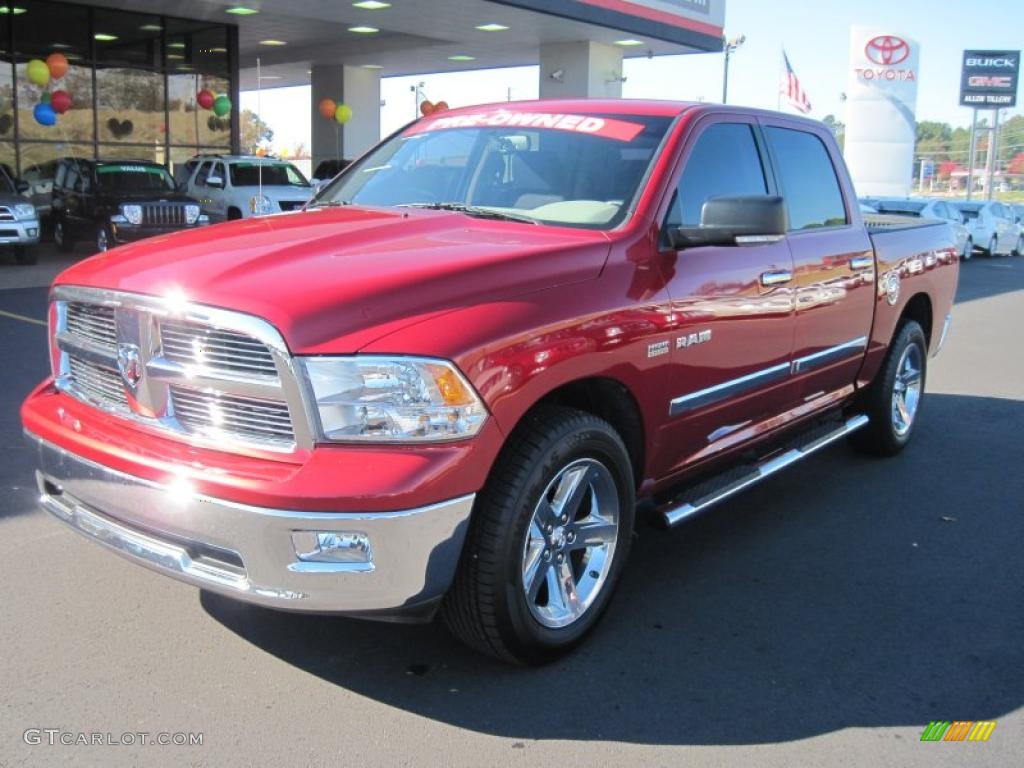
[0,308,47,327]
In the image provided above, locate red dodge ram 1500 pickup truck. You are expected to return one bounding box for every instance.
[22,100,958,663]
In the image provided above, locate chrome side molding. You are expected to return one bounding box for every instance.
[659,414,869,527]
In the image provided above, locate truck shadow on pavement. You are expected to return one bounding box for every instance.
[204,391,1024,745]
[954,256,1023,305]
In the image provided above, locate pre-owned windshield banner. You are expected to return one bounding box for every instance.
[405,110,646,142]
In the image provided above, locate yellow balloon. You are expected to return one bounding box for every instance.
[27,59,50,87]
[334,103,352,125]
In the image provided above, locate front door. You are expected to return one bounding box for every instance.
[655,118,798,477]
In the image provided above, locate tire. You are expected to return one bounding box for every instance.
[13,245,37,265]
[96,225,111,253]
[53,219,74,253]
[442,406,635,664]
[1014,236,1023,257]
[987,236,998,257]
[961,237,972,261]
[849,320,927,457]
[227,207,242,220]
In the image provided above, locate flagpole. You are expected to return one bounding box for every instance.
[777,49,783,112]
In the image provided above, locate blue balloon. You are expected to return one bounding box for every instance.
[33,102,56,127]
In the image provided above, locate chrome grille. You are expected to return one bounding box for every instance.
[0,206,13,222]
[66,303,117,350]
[160,321,278,378]
[68,358,129,412]
[170,386,294,444]
[142,204,186,226]
[53,287,308,453]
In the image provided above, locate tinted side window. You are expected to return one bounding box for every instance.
[668,123,767,227]
[54,162,67,188]
[765,127,847,230]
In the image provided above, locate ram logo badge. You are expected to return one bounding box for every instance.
[677,329,712,349]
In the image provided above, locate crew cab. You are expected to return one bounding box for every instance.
[51,159,209,254]
[22,101,958,664]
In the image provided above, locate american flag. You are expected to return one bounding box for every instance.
[781,51,812,114]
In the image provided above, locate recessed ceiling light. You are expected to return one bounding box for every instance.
[259,39,287,46]
[94,33,118,42]
[362,64,384,69]
[225,6,259,15]
[475,23,509,32]
[259,74,281,79]
[167,54,184,60]
[168,42,186,49]
[614,39,644,46]
[448,54,475,61]
[348,26,379,33]
[0,6,28,14]
[211,47,228,53]
[353,0,390,8]
[177,65,194,71]
[50,43,71,49]
[140,24,162,32]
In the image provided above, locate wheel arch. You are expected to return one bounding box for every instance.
[900,291,933,350]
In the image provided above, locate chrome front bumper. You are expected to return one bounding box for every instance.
[0,220,40,245]
[26,432,475,616]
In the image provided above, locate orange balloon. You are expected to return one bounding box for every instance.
[318,97,337,120]
[433,100,449,113]
[419,100,434,116]
[46,52,69,80]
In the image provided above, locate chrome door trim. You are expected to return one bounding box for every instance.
[669,362,790,416]
[791,336,868,374]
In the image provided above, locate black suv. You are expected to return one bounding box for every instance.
[51,159,209,253]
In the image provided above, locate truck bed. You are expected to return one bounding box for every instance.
[862,213,949,235]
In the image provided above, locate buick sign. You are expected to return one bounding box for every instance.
[960,49,1020,107]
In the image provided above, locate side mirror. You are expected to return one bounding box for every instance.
[668,196,789,249]
[16,180,29,194]
[206,175,225,188]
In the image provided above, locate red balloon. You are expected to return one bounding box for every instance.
[318,97,337,120]
[433,100,449,113]
[197,89,215,110]
[419,100,434,116]
[50,90,72,114]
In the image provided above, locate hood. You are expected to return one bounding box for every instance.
[55,206,611,353]
[257,186,312,200]
[106,191,199,204]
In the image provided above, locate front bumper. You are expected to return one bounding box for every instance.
[0,219,40,245]
[111,223,207,244]
[26,432,475,617]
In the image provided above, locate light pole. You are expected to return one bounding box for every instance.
[722,34,746,104]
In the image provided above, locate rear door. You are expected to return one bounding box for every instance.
[655,117,798,475]
[759,118,875,401]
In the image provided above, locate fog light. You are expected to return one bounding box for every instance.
[28,228,37,236]
[291,531,372,564]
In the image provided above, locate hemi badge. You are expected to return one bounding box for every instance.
[647,340,670,358]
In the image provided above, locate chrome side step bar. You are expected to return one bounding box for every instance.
[660,414,869,527]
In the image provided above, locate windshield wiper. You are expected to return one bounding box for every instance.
[307,199,351,209]
[401,202,539,225]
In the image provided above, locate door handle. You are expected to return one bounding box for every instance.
[760,270,792,286]
[849,256,874,270]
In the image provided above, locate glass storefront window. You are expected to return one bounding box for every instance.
[19,140,95,169]
[96,67,166,145]
[96,142,166,166]
[165,19,229,76]
[92,9,162,69]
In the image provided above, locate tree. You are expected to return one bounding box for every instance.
[239,109,273,153]
[1008,151,1024,175]
[822,114,844,150]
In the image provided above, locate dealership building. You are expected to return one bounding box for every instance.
[0,0,724,176]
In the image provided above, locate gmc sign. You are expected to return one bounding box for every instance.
[960,49,1020,107]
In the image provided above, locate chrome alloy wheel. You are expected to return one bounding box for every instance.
[520,458,620,629]
[891,342,923,437]
[97,227,109,252]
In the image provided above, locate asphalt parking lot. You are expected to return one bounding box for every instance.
[0,245,1021,767]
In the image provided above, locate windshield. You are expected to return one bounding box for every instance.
[0,168,15,194]
[97,164,175,192]
[315,110,673,229]
[230,162,309,187]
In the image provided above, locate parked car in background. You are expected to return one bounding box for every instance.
[310,158,352,191]
[863,197,972,260]
[950,200,1020,256]
[23,100,959,663]
[20,159,60,227]
[183,154,312,221]
[51,159,210,254]
[0,165,40,265]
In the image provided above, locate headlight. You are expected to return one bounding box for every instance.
[121,204,142,225]
[13,203,36,220]
[250,194,273,215]
[301,356,488,442]
[185,204,201,224]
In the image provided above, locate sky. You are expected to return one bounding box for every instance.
[240,0,1024,154]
